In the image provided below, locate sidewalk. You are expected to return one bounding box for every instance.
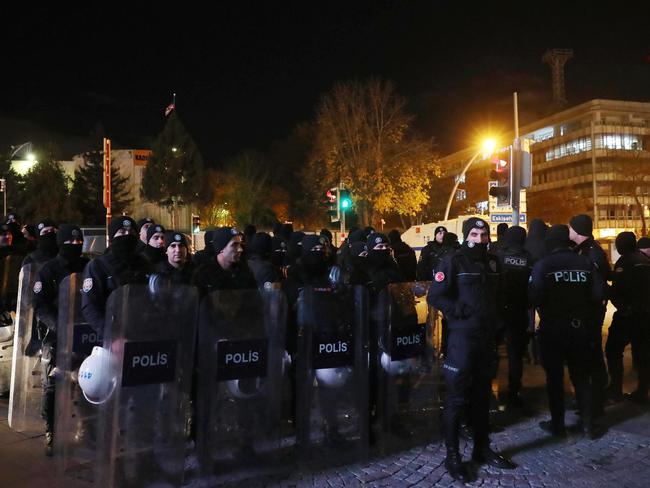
[2,344,649,487]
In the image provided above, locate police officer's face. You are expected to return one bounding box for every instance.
[148,232,165,248]
[466,228,489,245]
[39,226,57,236]
[167,241,187,266]
[219,236,243,267]
[435,231,445,244]
[140,223,153,243]
[568,226,579,243]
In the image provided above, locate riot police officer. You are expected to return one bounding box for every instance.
[82,216,151,333]
[388,229,416,281]
[530,225,606,438]
[154,231,195,285]
[191,226,256,295]
[22,218,58,266]
[427,217,515,482]
[33,224,89,455]
[138,223,166,265]
[569,214,610,415]
[136,217,155,253]
[605,232,650,403]
[246,232,281,290]
[495,226,533,406]
[416,225,446,281]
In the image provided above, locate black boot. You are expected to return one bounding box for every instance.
[472,446,516,469]
[445,450,469,482]
[44,431,54,457]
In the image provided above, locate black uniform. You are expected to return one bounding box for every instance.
[388,230,416,282]
[427,240,502,458]
[154,259,195,285]
[605,234,650,400]
[81,250,151,333]
[33,252,88,437]
[529,229,606,435]
[191,259,256,297]
[247,232,281,290]
[573,235,610,413]
[495,227,533,400]
[416,240,446,281]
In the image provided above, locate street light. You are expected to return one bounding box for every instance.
[443,138,497,221]
[2,142,34,217]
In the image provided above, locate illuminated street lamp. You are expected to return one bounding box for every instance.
[2,142,35,216]
[443,138,497,221]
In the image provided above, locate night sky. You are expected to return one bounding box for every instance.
[1,2,649,163]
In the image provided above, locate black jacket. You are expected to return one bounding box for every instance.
[191,259,257,297]
[529,247,606,328]
[154,259,196,285]
[495,245,533,318]
[610,251,650,315]
[416,241,446,281]
[247,255,281,290]
[33,254,89,345]
[427,247,502,333]
[391,241,417,282]
[81,251,151,333]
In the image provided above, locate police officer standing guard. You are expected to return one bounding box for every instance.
[428,217,515,482]
[530,225,606,438]
[32,225,88,455]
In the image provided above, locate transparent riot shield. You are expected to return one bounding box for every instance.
[0,254,25,393]
[53,273,104,482]
[371,282,438,453]
[8,263,43,432]
[296,285,368,463]
[196,288,287,479]
[95,283,198,488]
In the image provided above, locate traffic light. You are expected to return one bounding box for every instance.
[192,214,201,233]
[488,148,512,205]
[326,187,340,222]
[339,189,352,211]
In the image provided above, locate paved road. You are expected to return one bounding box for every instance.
[2,342,649,487]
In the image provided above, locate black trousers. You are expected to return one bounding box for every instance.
[41,343,56,432]
[442,328,496,453]
[606,312,650,395]
[539,322,592,430]
[497,310,529,394]
[588,307,608,411]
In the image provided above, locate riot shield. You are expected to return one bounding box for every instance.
[372,282,438,452]
[0,254,25,393]
[94,283,198,488]
[8,264,43,432]
[53,273,104,482]
[296,285,368,463]
[196,288,287,479]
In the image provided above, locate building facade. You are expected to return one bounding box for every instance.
[439,99,650,239]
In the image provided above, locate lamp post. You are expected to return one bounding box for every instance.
[443,139,497,221]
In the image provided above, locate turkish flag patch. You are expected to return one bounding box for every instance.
[434,272,445,282]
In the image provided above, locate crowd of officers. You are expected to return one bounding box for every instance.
[2,210,649,482]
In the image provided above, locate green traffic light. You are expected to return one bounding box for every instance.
[341,198,351,209]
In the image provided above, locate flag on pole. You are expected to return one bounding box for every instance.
[164,92,177,117]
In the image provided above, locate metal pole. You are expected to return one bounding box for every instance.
[444,151,483,221]
[512,92,520,225]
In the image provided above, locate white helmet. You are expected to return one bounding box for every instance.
[0,324,14,342]
[315,367,352,388]
[226,377,265,399]
[78,346,117,405]
[380,352,418,376]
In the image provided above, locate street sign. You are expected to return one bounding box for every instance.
[490,213,526,223]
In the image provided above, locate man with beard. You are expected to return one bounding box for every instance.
[427,217,515,482]
[33,224,89,455]
[138,223,166,265]
[191,226,256,296]
[23,219,58,266]
[82,217,151,334]
[417,226,447,281]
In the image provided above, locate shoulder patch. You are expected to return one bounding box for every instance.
[434,271,445,282]
[82,278,93,293]
[33,281,42,293]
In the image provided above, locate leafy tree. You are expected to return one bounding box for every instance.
[0,149,25,219]
[20,146,78,223]
[610,151,650,235]
[310,78,438,226]
[141,111,205,224]
[70,151,133,225]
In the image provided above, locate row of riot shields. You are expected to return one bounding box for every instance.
[2,255,24,395]
[7,273,440,487]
